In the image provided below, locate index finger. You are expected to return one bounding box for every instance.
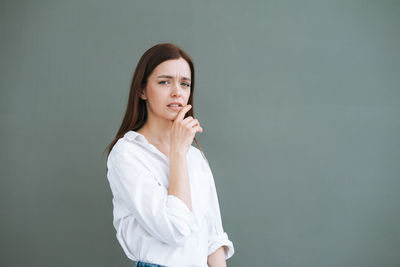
[175,104,192,122]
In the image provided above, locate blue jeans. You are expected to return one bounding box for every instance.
[135,261,166,267]
[135,261,210,267]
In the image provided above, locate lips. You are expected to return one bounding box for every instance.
[167,102,183,106]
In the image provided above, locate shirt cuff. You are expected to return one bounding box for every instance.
[208,232,235,260]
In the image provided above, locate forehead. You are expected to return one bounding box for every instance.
[151,58,191,78]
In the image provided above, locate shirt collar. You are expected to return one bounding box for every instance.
[124,130,146,143]
[124,130,172,162]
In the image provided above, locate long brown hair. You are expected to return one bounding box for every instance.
[103,43,204,159]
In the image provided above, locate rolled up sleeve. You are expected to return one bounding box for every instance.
[207,169,235,260]
[107,148,200,247]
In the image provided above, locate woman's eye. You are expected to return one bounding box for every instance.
[159,81,190,88]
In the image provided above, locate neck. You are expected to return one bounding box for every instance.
[139,113,172,147]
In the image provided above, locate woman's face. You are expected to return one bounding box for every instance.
[141,57,192,121]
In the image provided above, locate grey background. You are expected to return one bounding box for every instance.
[1,0,399,266]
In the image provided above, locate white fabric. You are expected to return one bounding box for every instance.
[106,130,234,267]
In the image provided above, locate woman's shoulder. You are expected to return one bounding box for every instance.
[107,132,143,164]
[189,145,202,160]
[189,145,211,171]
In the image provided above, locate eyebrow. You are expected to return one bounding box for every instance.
[156,75,191,82]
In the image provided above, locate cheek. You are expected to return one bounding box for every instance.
[147,89,164,103]
[185,90,191,99]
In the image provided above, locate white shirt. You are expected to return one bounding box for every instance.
[106,130,234,267]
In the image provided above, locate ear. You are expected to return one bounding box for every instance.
[140,89,147,100]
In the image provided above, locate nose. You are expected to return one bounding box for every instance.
[171,81,183,96]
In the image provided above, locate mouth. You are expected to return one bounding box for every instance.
[167,105,183,111]
[167,103,183,107]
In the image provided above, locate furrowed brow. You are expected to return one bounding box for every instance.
[156,75,191,82]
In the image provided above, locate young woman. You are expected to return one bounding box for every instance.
[105,43,234,267]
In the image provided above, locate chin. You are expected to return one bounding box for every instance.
[160,112,177,121]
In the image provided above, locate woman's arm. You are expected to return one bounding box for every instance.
[106,147,199,247]
[205,161,235,262]
[168,150,192,211]
[207,246,227,267]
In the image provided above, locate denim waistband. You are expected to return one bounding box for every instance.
[135,260,210,267]
[135,261,166,267]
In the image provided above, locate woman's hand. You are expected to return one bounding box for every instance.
[169,104,203,155]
